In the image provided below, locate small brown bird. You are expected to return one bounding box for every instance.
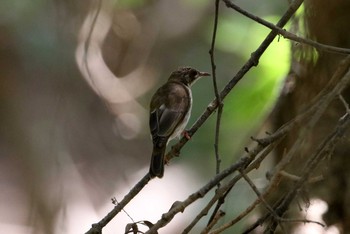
[149,67,210,178]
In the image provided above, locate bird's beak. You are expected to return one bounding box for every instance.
[198,71,211,77]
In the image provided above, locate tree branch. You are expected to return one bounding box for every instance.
[209,0,223,178]
[264,112,350,233]
[222,0,350,55]
[167,0,304,161]
[85,174,151,234]
[144,158,251,234]
[86,0,306,233]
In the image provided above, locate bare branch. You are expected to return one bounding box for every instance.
[239,170,275,214]
[166,0,304,161]
[85,174,151,234]
[209,174,283,234]
[143,157,251,234]
[208,55,350,234]
[209,0,224,178]
[278,170,324,183]
[184,136,284,234]
[263,112,350,232]
[223,0,350,55]
[201,210,226,234]
[339,94,350,113]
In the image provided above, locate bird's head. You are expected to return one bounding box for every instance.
[168,67,210,86]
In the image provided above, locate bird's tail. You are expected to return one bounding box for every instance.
[149,144,166,178]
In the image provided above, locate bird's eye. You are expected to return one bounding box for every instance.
[189,70,198,78]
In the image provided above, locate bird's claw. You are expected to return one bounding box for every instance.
[171,145,180,157]
[164,156,170,165]
[182,130,191,140]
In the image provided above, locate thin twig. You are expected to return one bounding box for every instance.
[278,170,324,183]
[209,174,283,234]
[239,170,275,214]
[264,113,350,233]
[205,136,281,230]
[208,0,224,228]
[111,197,135,223]
[238,170,323,232]
[144,157,251,234]
[277,217,325,228]
[85,174,151,234]
[210,0,223,178]
[339,94,350,113]
[185,138,283,234]
[222,0,350,55]
[201,210,225,234]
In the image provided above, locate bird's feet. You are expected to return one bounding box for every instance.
[182,130,191,140]
[164,157,170,165]
[170,145,181,157]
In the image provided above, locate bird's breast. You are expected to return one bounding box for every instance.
[169,86,192,140]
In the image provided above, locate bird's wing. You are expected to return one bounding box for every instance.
[150,83,189,138]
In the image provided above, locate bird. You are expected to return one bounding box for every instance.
[149,67,210,178]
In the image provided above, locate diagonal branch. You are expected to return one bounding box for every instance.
[86,0,304,233]
[223,0,350,55]
[144,157,251,234]
[198,55,350,234]
[167,0,304,160]
[241,56,350,233]
[264,112,350,233]
[85,174,151,234]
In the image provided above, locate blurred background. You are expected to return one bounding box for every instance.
[0,0,294,233]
